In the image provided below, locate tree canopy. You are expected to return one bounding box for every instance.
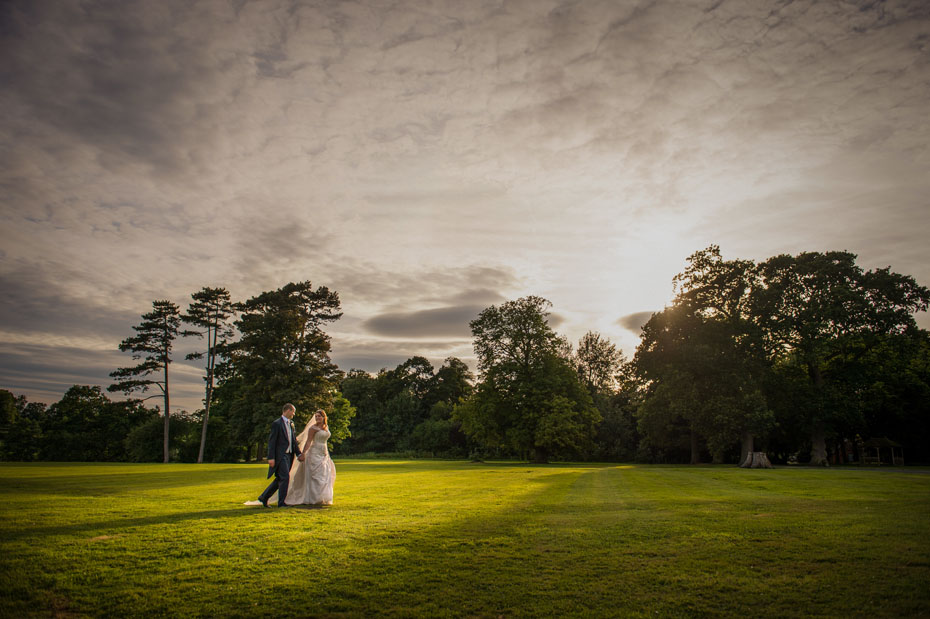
[456,296,600,463]
[213,281,343,450]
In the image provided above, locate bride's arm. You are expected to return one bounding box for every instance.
[301,427,320,456]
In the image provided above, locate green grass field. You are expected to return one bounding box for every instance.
[1,461,928,618]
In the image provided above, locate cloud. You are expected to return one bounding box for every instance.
[230,214,336,286]
[0,340,204,411]
[1,0,234,178]
[330,336,472,375]
[363,305,483,338]
[618,311,655,334]
[0,267,140,339]
[690,152,930,288]
[330,264,518,310]
[359,300,565,339]
[547,313,567,329]
[442,287,506,306]
[0,263,216,411]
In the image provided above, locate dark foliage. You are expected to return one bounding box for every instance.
[337,357,473,457]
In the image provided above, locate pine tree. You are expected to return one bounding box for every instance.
[109,300,191,463]
[182,287,235,463]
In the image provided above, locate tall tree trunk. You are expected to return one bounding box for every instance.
[532,446,549,464]
[197,379,211,464]
[690,427,701,464]
[807,361,828,466]
[740,431,754,467]
[810,423,828,466]
[197,331,216,464]
[163,357,170,464]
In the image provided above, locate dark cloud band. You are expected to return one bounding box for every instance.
[618,311,655,334]
[362,305,485,338]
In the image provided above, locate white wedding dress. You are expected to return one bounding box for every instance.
[284,423,336,506]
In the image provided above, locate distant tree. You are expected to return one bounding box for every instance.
[124,416,168,462]
[399,400,468,456]
[43,386,154,461]
[0,393,46,462]
[673,245,758,323]
[109,301,191,463]
[124,413,200,463]
[752,251,929,465]
[635,374,695,463]
[339,357,473,455]
[415,357,474,455]
[570,332,638,462]
[325,390,356,448]
[0,389,15,426]
[0,389,15,451]
[391,356,435,401]
[573,331,624,395]
[182,287,235,464]
[591,362,641,462]
[424,357,474,410]
[215,281,342,453]
[380,390,422,449]
[858,332,930,462]
[636,307,706,463]
[337,370,383,453]
[796,330,930,464]
[458,296,600,463]
[0,390,44,461]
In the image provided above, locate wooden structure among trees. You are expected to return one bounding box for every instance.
[861,437,904,466]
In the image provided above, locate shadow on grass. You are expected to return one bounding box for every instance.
[1,505,276,541]
[0,466,265,497]
[287,466,613,616]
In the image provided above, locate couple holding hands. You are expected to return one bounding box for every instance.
[245,403,336,508]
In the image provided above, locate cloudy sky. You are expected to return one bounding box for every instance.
[2,0,929,411]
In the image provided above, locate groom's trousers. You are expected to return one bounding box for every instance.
[259,455,293,505]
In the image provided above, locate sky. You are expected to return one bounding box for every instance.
[2,0,929,412]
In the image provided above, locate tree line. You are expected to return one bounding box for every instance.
[1,246,928,464]
[0,281,354,462]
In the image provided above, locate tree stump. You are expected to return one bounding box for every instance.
[740,451,773,469]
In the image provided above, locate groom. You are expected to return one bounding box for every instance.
[254,403,304,507]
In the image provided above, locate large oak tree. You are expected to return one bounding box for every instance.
[752,251,929,465]
[636,247,773,464]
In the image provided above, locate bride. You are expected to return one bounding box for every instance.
[283,409,336,506]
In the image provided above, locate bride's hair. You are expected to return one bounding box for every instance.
[315,409,328,430]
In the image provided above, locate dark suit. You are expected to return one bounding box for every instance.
[258,416,301,506]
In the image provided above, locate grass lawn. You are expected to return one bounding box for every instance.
[1,461,929,617]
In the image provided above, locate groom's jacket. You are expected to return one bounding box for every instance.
[266,416,301,479]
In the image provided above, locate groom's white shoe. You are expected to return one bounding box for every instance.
[243,500,267,507]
